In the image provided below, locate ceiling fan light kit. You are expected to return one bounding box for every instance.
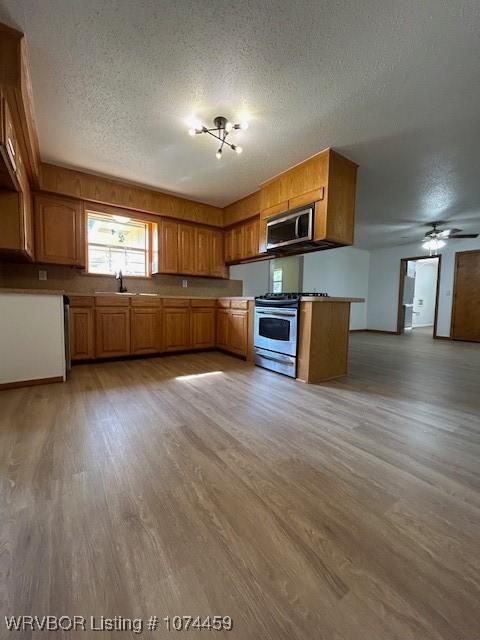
[188,115,247,158]
[420,222,478,255]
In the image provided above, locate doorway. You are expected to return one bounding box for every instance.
[397,256,441,337]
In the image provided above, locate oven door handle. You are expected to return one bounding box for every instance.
[257,353,295,366]
[256,311,296,317]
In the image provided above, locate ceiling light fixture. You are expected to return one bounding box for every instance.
[422,237,446,255]
[188,115,247,158]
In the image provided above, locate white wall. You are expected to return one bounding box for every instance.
[302,247,370,329]
[229,261,270,297]
[231,246,370,330]
[412,260,438,327]
[367,238,480,336]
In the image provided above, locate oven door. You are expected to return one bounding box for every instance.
[254,307,298,356]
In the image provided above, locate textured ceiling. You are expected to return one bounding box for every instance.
[1,0,480,248]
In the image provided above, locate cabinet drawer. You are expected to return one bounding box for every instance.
[131,296,161,307]
[69,295,94,307]
[289,187,324,210]
[217,299,231,308]
[95,295,131,306]
[231,299,249,310]
[191,299,216,308]
[162,298,190,308]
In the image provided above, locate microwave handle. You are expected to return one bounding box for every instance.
[294,216,300,238]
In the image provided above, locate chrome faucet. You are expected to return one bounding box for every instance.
[115,270,127,293]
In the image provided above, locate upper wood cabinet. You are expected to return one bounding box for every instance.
[159,219,178,273]
[258,148,357,251]
[224,217,259,264]
[157,219,227,278]
[95,307,130,358]
[210,229,227,278]
[34,194,85,266]
[194,226,211,276]
[0,93,20,190]
[178,223,196,275]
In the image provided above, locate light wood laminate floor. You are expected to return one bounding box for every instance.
[1,331,479,639]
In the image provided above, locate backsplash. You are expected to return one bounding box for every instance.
[0,262,243,297]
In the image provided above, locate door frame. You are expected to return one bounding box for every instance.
[396,255,442,338]
[450,249,480,342]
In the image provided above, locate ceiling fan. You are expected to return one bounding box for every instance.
[421,222,478,255]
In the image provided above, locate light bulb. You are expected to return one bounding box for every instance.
[225,121,233,133]
[188,128,196,136]
[240,122,249,130]
[216,149,223,159]
[234,145,243,154]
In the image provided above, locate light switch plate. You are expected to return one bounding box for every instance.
[182,279,188,288]
[38,270,47,281]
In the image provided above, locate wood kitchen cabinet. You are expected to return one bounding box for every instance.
[224,217,260,263]
[191,308,216,348]
[216,308,230,349]
[70,307,95,360]
[228,309,248,355]
[34,194,85,266]
[210,229,227,278]
[130,307,162,354]
[159,219,178,273]
[178,223,196,275]
[95,307,130,357]
[243,218,259,258]
[194,226,211,276]
[215,301,250,357]
[164,307,191,351]
[258,149,357,252]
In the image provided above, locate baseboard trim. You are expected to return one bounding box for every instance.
[0,376,64,391]
[350,329,398,335]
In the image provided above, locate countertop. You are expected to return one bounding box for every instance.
[0,289,363,302]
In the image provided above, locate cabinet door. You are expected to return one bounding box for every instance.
[178,223,196,274]
[216,309,230,349]
[210,229,227,278]
[192,309,216,348]
[95,308,130,357]
[70,307,95,360]
[164,308,190,351]
[194,226,211,276]
[159,219,178,273]
[131,308,162,354]
[229,310,248,356]
[224,229,234,263]
[232,225,244,261]
[35,195,85,266]
[243,219,259,258]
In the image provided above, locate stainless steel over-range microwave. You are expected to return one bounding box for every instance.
[266,204,313,250]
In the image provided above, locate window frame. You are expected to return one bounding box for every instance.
[86,210,157,278]
[272,267,283,293]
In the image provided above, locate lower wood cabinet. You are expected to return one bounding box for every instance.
[164,307,191,351]
[191,308,216,348]
[69,297,250,361]
[215,307,248,357]
[70,307,95,360]
[131,308,162,354]
[95,307,130,357]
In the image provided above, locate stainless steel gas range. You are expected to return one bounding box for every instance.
[254,292,328,377]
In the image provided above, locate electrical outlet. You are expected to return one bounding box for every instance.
[38,270,47,281]
[182,279,188,288]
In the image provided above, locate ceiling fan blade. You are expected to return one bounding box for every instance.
[449,233,479,239]
[438,228,461,238]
